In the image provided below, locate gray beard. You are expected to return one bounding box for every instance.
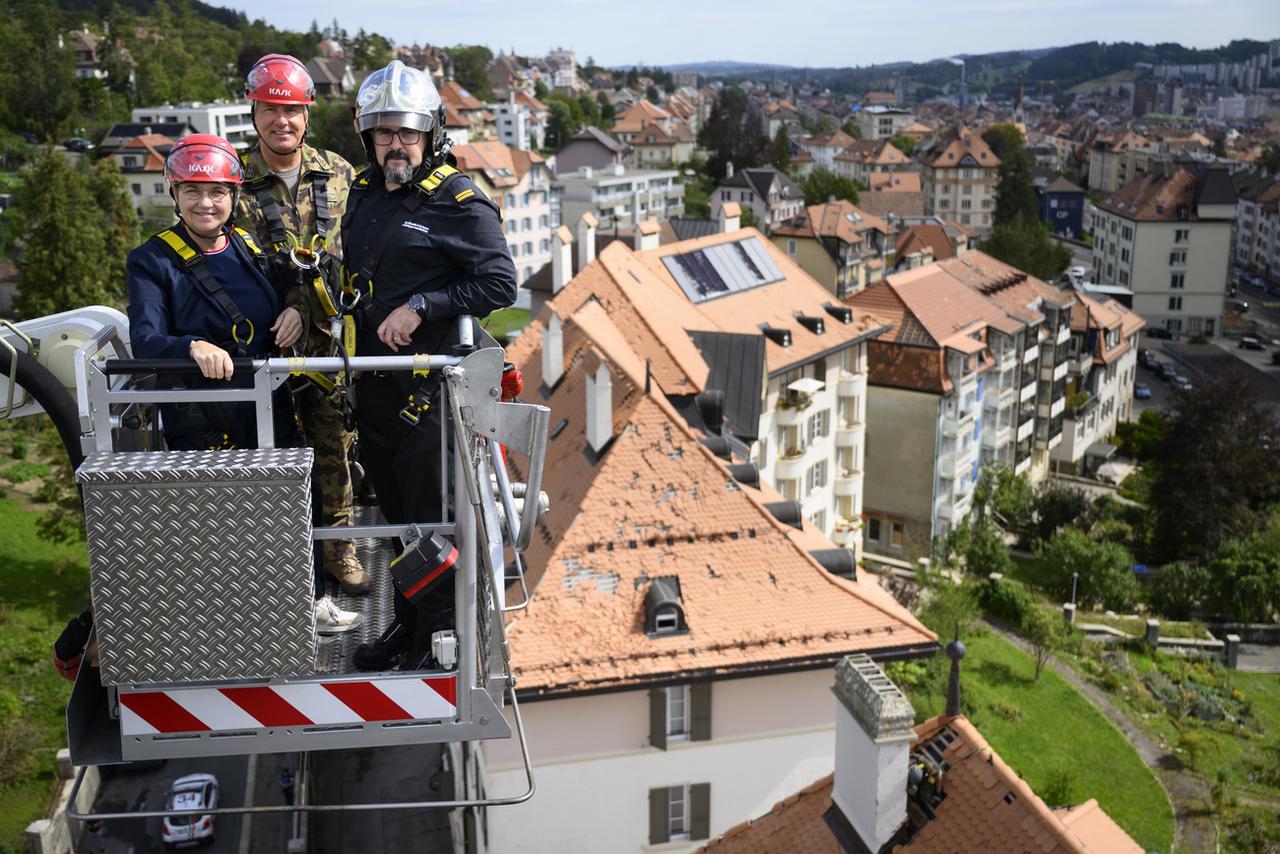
[384,159,415,184]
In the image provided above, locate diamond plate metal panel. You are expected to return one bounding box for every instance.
[76,449,317,685]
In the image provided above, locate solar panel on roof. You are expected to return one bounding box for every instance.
[662,236,785,303]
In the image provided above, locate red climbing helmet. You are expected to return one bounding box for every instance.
[164,134,245,185]
[245,54,316,105]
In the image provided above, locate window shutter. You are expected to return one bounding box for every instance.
[690,782,711,840]
[649,688,667,750]
[648,786,670,845]
[691,682,712,742]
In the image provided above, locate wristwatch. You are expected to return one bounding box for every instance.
[408,293,428,319]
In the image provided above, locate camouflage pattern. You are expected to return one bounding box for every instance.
[237,142,361,576]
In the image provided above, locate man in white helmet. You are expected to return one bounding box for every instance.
[341,60,517,670]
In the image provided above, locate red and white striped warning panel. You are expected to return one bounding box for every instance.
[118,676,458,735]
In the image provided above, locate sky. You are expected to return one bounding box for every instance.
[217,0,1280,68]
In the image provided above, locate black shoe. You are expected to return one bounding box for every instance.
[353,621,411,671]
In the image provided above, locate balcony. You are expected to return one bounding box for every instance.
[1050,396,1066,418]
[774,394,815,425]
[834,471,862,497]
[773,449,808,479]
[983,423,1013,449]
[832,519,860,547]
[836,426,861,447]
[1017,416,1035,442]
[1020,380,1038,404]
[1022,344,1040,364]
[1056,324,1072,345]
[838,372,866,397]
[1052,360,1070,382]
[1065,392,1098,420]
[1015,456,1031,475]
[1048,429,1063,451]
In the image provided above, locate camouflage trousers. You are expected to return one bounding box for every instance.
[295,384,357,570]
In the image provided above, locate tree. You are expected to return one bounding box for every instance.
[982,123,1039,227]
[973,464,1034,538]
[2,1,77,139]
[347,29,393,71]
[1113,410,1165,461]
[981,217,1072,280]
[1204,521,1280,622]
[840,119,862,139]
[307,98,365,167]
[1031,483,1089,545]
[1148,561,1211,620]
[645,84,660,103]
[1039,527,1138,611]
[697,87,769,179]
[739,205,760,229]
[1022,606,1063,682]
[534,79,549,101]
[449,45,494,101]
[888,134,915,156]
[1150,375,1280,562]
[770,125,793,174]
[800,167,860,206]
[544,95,584,150]
[12,152,137,319]
[577,92,602,129]
[596,91,615,123]
[962,517,1013,578]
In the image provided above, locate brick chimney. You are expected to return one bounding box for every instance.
[585,360,613,452]
[541,311,563,388]
[634,219,661,252]
[551,225,574,294]
[577,211,598,269]
[830,654,915,852]
[719,201,741,233]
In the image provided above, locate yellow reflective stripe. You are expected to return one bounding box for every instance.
[312,276,338,317]
[342,316,357,356]
[157,229,197,263]
[412,355,430,378]
[454,189,475,202]
[419,164,459,193]
[233,227,264,256]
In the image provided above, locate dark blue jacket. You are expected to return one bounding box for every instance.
[126,228,281,360]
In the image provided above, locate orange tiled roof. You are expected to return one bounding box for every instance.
[698,715,1141,854]
[1097,166,1202,222]
[503,300,935,696]
[868,172,922,193]
[922,126,999,170]
[117,133,173,171]
[451,141,521,188]
[895,224,954,261]
[611,99,672,134]
[771,200,892,247]
[633,121,677,145]
[439,80,485,112]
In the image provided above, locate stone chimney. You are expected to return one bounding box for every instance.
[551,225,574,294]
[585,360,613,452]
[577,212,598,269]
[718,201,742,233]
[831,654,915,852]
[634,219,661,252]
[541,311,563,387]
[726,160,734,179]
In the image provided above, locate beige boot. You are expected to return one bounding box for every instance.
[327,542,371,595]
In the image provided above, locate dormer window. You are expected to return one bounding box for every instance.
[645,576,688,636]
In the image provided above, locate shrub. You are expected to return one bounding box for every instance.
[979,577,1038,626]
[1148,561,1211,620]
[1032,483,1090,545]
[1039,528,1138,611]
[918,582,980,638]
[1178,729,1214,771]
[1,459,49,483]
[962,517,1013,578]
[1040,768,1076,806]
[990,698,1022,721]
[10,435,27,459]
[1189,334,1209,345]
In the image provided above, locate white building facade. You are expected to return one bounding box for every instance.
[555,165,684,230]
[132,102,255,149]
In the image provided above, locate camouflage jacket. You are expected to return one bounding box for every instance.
[237,144,356,349]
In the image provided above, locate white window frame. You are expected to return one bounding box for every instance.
[666,685,689,739]
[668,785,689,840]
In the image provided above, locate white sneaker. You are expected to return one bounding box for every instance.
[315,596,363,635]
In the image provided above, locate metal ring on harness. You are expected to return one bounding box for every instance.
[231,318,255,348]
[290,245,320,271]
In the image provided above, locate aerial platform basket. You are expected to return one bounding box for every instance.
[4,314,551,817]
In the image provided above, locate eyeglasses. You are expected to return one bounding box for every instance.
[372,127,422,146]
[178,185,233,203]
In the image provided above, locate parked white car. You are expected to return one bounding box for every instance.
[161,773,218,848]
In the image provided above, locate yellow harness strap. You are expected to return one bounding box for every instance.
[156,229,198,263]
[418,164,459,194]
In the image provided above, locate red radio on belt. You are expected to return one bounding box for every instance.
[389,532,458,604]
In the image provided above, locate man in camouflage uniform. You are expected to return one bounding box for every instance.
[236,54,369,594]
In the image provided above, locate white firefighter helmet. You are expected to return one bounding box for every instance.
[354,60,441,133]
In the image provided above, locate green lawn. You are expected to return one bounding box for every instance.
[0,499,90,851]
[481,307,531,343]
[901,631,1174,852]
[1007,552,1056,590]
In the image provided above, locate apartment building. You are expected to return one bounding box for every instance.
[488,91,547,150]
[112,133,173,221]
[770,200,897,298]
[131,101,254,149]
[711,167,805,232]
[611,99,677,145]
[1091,164,1236,336]
[452,141,555,286]
[631,121,696,167]
[1234,171,1280,285]
[919,127,999,233]
[847,252,1074,557]
[832,139,912,186]
[855,106,915,141]
[439,81,493,142]
[555,164,683,230]
[1086,130,1168,194]
[481,222,935,854]
[797,129,858,171]
[1054,291,1145,475]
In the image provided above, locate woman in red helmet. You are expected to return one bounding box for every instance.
[125,133,361,635]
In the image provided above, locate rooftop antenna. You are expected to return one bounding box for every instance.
[944,624,966,718]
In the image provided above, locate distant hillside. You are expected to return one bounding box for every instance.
[660,60,797,75]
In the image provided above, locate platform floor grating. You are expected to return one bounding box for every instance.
[316,505,398,675]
